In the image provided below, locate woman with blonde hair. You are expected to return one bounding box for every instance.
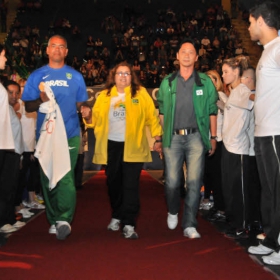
[221,55,255,239]
[201,70,227,223]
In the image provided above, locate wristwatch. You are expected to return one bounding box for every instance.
[210,136,218,140]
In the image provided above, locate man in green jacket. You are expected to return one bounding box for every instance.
[157,39,218,238]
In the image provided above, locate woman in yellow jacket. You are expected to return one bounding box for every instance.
[82,62,162,239]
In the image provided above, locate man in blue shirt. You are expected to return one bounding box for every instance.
[22,35,88,240]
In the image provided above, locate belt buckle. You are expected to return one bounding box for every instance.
[178,129,187,135]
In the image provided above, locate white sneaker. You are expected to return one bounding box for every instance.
[13,221,26,228]
[22,200,31,207]
[26,209,35,216]
[167,213,178,229]
[48,225,56,234]
[248,244,274,255]
[29,201,45,209]
[183,227,201,239]
[262,251,280,265]
[199,201,214,210]
[107,218,120,231]
[18,208,34,218]
[56,221,71,240]
[0,224,17,233]
[123,225,138,239]
[18,208,32,218]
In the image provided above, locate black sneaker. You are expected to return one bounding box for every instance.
[225,228,249,239]
[208,211,226,222]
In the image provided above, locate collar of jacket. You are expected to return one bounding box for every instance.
[108,85,133,97]
[168,70,203,88]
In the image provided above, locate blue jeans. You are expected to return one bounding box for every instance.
[163,133,205,229]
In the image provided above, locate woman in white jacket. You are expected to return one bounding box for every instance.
[221,55,255,239]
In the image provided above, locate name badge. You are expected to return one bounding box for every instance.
[196,89,203,96]
[132,99,139,104]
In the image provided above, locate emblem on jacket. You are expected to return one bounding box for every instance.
[66,73,72,79]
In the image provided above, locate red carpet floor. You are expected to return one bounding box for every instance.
[0,171,276,280]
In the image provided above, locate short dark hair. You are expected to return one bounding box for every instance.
[4,80,21,93]
[0,44,5,54]
[249,0,280,29]
[177,39,199,54]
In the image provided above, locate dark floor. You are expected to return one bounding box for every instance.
[1,169,280,279]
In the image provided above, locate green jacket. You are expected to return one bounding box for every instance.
[157,70,218,151]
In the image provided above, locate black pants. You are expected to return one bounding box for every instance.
[203,141,224,211]
[0,151,19,227]
[247,156,261,224]
[106,140,143,227]
[16,152,41,206]
[75,153,84,188]
[255,136,280,251]
[221,144,249,229]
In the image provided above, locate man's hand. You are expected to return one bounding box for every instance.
[208,139,217,156]
[216,100,225,113]
[40,91,50,102]
[153,142,162,154]
[81,105,92,123]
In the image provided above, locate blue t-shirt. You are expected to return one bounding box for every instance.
[22,65,88,140]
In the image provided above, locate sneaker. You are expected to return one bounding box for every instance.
[35,194,44,204]
[17,208,34,218]
[167,213,178,230]
[262,251,280,265]
[208,211,226,222]
[13,221,26,228]
[200,201,214,210]
[0,224,17,233]
[49,225,56,234]
[29,201,45,209]
[56,221,71,240]
[123,225,138,239]
[183,227,201,239]
[17,209,30,218]
[22,200,31,207]
[107,218,120,231]
[26,209,35,216]
[225,228,248,239]
[257,233,266,240]
[248,244,274,255]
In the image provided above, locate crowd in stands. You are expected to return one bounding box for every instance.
[76,3,250,88]
[0,1,251,89]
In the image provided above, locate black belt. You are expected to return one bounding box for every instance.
[173,128,198,135]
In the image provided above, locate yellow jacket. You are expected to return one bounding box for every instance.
[85,85,162,164]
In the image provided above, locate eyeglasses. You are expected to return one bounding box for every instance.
[115,72,131,77]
